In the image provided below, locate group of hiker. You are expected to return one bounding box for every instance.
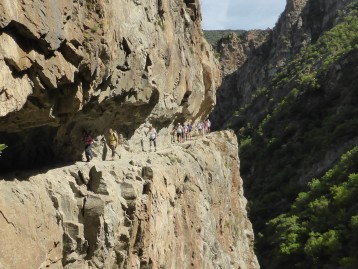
[82,118,211,161]
[171,118,211,143]
[82,128,120,162]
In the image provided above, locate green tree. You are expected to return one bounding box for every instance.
[0,144,7,156]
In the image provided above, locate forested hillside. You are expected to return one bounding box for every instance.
[212,1,358,268]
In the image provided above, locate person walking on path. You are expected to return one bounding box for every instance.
[197,121,204,137]
[187,121,193,141]
[183,122,188,142]
[146,124,158,151]
[82,130,93,162]
[106,128,119,160]
[205,118,211,134]
[176,123,183,143]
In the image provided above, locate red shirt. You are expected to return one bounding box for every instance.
[84,135,93,145]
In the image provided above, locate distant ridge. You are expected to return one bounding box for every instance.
[203,30,245,46]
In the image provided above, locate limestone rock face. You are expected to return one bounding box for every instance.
[0,131,259,269]
[0,0,221,170]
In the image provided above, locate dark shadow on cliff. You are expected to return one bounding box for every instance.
[0,126,76,176]
[0,160,75,181]
[0,85,160,175]
[209,32,274,132]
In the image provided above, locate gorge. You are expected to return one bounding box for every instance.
[1,0,358,268]
[211,0,358,268]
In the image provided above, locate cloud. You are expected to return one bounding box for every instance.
[201,0,286,30]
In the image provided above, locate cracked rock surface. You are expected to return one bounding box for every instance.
[0,0,220,171]
[0,131,259,269]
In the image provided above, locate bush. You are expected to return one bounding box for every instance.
[0,144,7,156]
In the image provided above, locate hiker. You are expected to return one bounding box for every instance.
[146,124,158,151]
[176,123,183,143]
[106,128,119,160]
[82,130,93,162]
[187,121,192,140]
[205,118,211,133]
[197,121,204,136]
[183,122,188,142]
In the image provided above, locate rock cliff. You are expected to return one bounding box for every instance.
[215,31,270,77]
[0,1,260,269]
[0,131,259,269]
[0,0,220,171]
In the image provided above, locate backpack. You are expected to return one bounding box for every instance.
[108,131,118,143]
[149,129,156,139]
[177,126,182,134]
[113,130,119,140]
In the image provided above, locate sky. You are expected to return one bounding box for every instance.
[200,0,287,30]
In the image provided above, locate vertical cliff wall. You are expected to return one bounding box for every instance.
[0,1,261,268]
[215,30,270,77]
[0,131,259,269]
[0,0,220,171]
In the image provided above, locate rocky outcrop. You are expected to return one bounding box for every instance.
[0,0,220,171]
[0,131,259,269]
[216,31,270,76]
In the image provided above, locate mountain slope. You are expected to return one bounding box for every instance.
[211,0,358,268]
